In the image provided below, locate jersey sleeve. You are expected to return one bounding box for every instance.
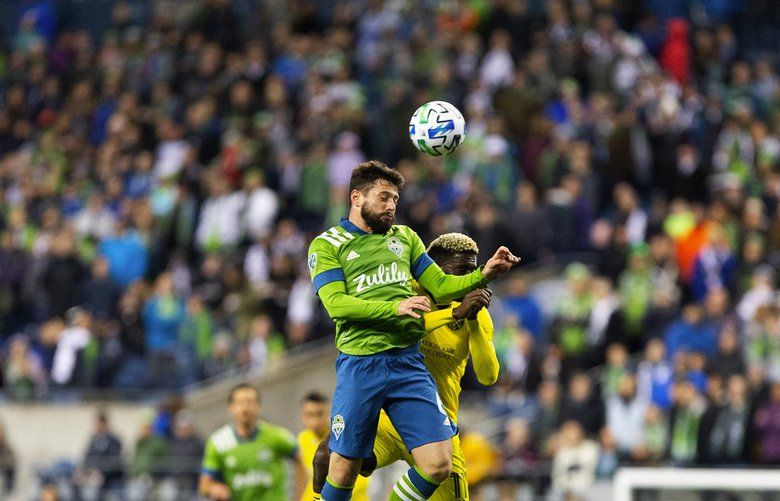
[308,237,346,294]
[317,281,401,320]
[309,238,401,321]
[468,308,499,386]
[201,438,223,480]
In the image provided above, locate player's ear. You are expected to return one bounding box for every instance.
[350,189,363,208]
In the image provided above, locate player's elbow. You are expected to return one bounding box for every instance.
[476,367,499,386]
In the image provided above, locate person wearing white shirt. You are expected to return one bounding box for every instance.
[242,170,279,241]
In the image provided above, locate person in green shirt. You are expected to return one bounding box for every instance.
[199,383,305,500]
[308,161,518,501]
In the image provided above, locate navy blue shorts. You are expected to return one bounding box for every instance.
[329,344,456,458]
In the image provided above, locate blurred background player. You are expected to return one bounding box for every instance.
[199,383,304,501]
[307,162,517,501]
[298,391,369,501]
[313,233,499,500]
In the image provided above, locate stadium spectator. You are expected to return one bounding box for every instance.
[162,410,204,496]
[699,374,751,465]
[601,343,630,399]
[668,379,708,466]
[502,274,545,342]
[80,411,124,500]
[559,372,604,437]
[143,273,185,388]
[633,404,669,465]
[710,325,747,380]
[4,333,47,401]
[606,373,648,458]
[50,307,92,387]
[40,230,87,319]
[551,420,599,500]
[754,381,780,465]
[127,413,166,500]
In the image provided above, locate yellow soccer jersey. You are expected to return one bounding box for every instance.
[297,429,369,501]
[420,306,495,425]
[371,302,497,500]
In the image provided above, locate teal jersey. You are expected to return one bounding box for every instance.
[308,218,488,355]
[201,420,298,501]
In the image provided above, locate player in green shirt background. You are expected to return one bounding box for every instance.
[199,383,305,500]
[308,161,519,501]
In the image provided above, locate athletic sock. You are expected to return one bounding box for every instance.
[389,465,441,500]
[320,477,353,501]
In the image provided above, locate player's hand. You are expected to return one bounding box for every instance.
[483,246,520,280]
[453,289,492,320]
[397,296,431,319]
[208,482,231,500]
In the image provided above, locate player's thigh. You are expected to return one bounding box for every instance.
[383,352,455,453]
[429,473,469,501]
[373,411,407,470]
[329,353,386,458]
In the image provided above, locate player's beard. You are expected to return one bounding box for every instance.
[361,205,394,234]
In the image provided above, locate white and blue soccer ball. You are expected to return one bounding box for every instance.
[409,100,466,156]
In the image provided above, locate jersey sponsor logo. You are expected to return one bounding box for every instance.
[332,414,345,440]
[353,262,410,293]
[318,227,355,248]
[231,469,273,489]
[346,250,360,261]
[447,319,465,331]
[387,236,403,256]
[308,252,318,271]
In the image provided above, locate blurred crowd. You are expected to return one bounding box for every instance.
[0,0,779,495]
[29,399,206,501]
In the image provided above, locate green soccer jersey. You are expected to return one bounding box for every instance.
[308,218,489,355]
[201,420,298,501]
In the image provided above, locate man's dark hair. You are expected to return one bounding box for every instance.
[228,383,259,404]
[348,160,405,205]
[302,391,329,405]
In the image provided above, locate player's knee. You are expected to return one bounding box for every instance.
[418,456,452,483]
[328,452,363,484]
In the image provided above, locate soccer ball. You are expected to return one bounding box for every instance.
[409,101,466,156]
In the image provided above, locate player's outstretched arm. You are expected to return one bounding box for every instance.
[468,300,500,386]
[483,246,521,280]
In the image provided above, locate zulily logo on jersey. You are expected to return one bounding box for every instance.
[353,262,409,292]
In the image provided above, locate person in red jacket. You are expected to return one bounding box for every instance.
[660,18,691,84]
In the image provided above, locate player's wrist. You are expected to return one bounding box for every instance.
[475,265,492,283]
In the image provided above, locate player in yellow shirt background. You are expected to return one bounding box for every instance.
[312,233,500,500]
[298,391,370,501]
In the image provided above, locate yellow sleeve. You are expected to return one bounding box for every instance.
[422,307,455,333]
[468,309,499,386]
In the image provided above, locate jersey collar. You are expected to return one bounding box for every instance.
[339,217,369,236]
[233,424,260,442]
